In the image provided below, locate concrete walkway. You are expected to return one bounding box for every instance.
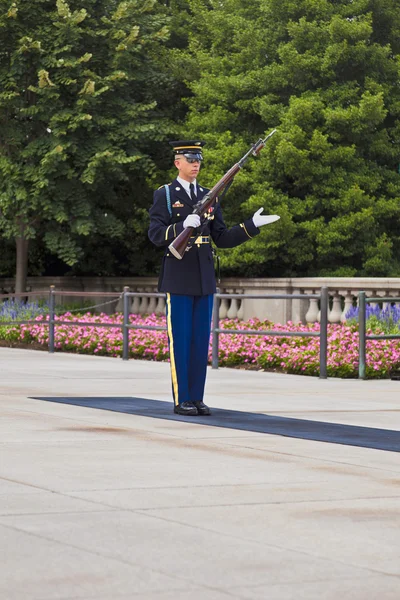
[1,347,400,600]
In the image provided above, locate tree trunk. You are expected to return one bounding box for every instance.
[15,236,29,294]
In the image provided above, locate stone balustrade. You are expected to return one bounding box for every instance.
[216,277,400,324]
[1,275,399,324]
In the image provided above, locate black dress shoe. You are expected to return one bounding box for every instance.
[174,401,198,416]
[193,401,211,416]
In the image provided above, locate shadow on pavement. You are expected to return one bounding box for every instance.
[31,396,400,453]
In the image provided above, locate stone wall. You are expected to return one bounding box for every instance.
[1,276,399,323]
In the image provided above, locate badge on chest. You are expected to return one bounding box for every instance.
[203,206,215,221]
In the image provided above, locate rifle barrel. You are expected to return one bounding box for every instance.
[168,129,277,259]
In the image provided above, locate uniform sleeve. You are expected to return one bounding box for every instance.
[148,187,185,248]
[209,202,260,248]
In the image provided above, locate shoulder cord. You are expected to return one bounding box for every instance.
[164,185,172,217]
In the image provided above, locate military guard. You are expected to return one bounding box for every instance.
[148,140,279,416]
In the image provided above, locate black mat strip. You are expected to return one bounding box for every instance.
[31,396,400,453]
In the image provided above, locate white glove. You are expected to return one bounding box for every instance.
[252,207,280,228]
[183,214,201,229]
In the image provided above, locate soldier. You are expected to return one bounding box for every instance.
[148,140,279,416]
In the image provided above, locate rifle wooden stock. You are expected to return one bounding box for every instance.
[168,227,195,259]
[168,129,277,260]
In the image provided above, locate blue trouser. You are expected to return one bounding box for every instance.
[166,293,214,406]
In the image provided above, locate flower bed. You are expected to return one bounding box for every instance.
[1,312,400,379]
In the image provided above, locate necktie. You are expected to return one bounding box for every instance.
[189,183,196,203]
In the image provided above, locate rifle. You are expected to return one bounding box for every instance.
[168,129,277,260]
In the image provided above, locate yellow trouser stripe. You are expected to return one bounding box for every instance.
[166,293,179,405]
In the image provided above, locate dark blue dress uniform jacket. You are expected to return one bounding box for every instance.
[148,178,260,296]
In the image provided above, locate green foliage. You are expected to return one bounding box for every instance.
[347,313,400,335]
[177,0,400,277]
[3,0,400,280]
[0,238,16,276]
[0,325,21,342]
[0,0,177,278]
[366,315,400,335]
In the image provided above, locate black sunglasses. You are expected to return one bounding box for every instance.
[183,153,203,164]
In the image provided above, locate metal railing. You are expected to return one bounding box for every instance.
[7,285,400,380]
[358,291,400,379]
[46,287,123,353]
[0,285,330,377]
[46,287,165,359]
[122,290,166,360]
[212,287,329,379]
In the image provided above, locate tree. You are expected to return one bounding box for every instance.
[0,0,173,291]
[180,0,400,277]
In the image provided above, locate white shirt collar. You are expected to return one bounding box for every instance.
[177,176,197,197]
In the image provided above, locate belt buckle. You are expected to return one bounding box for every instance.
[194,235,209,245]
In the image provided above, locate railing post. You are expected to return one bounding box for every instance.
[319,286,328,379]
[122,286,130,361]
[212,290,220,369]
[48,285,55,354]
[358,291,366,379]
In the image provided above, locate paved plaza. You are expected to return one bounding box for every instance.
[1,347,400,599]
